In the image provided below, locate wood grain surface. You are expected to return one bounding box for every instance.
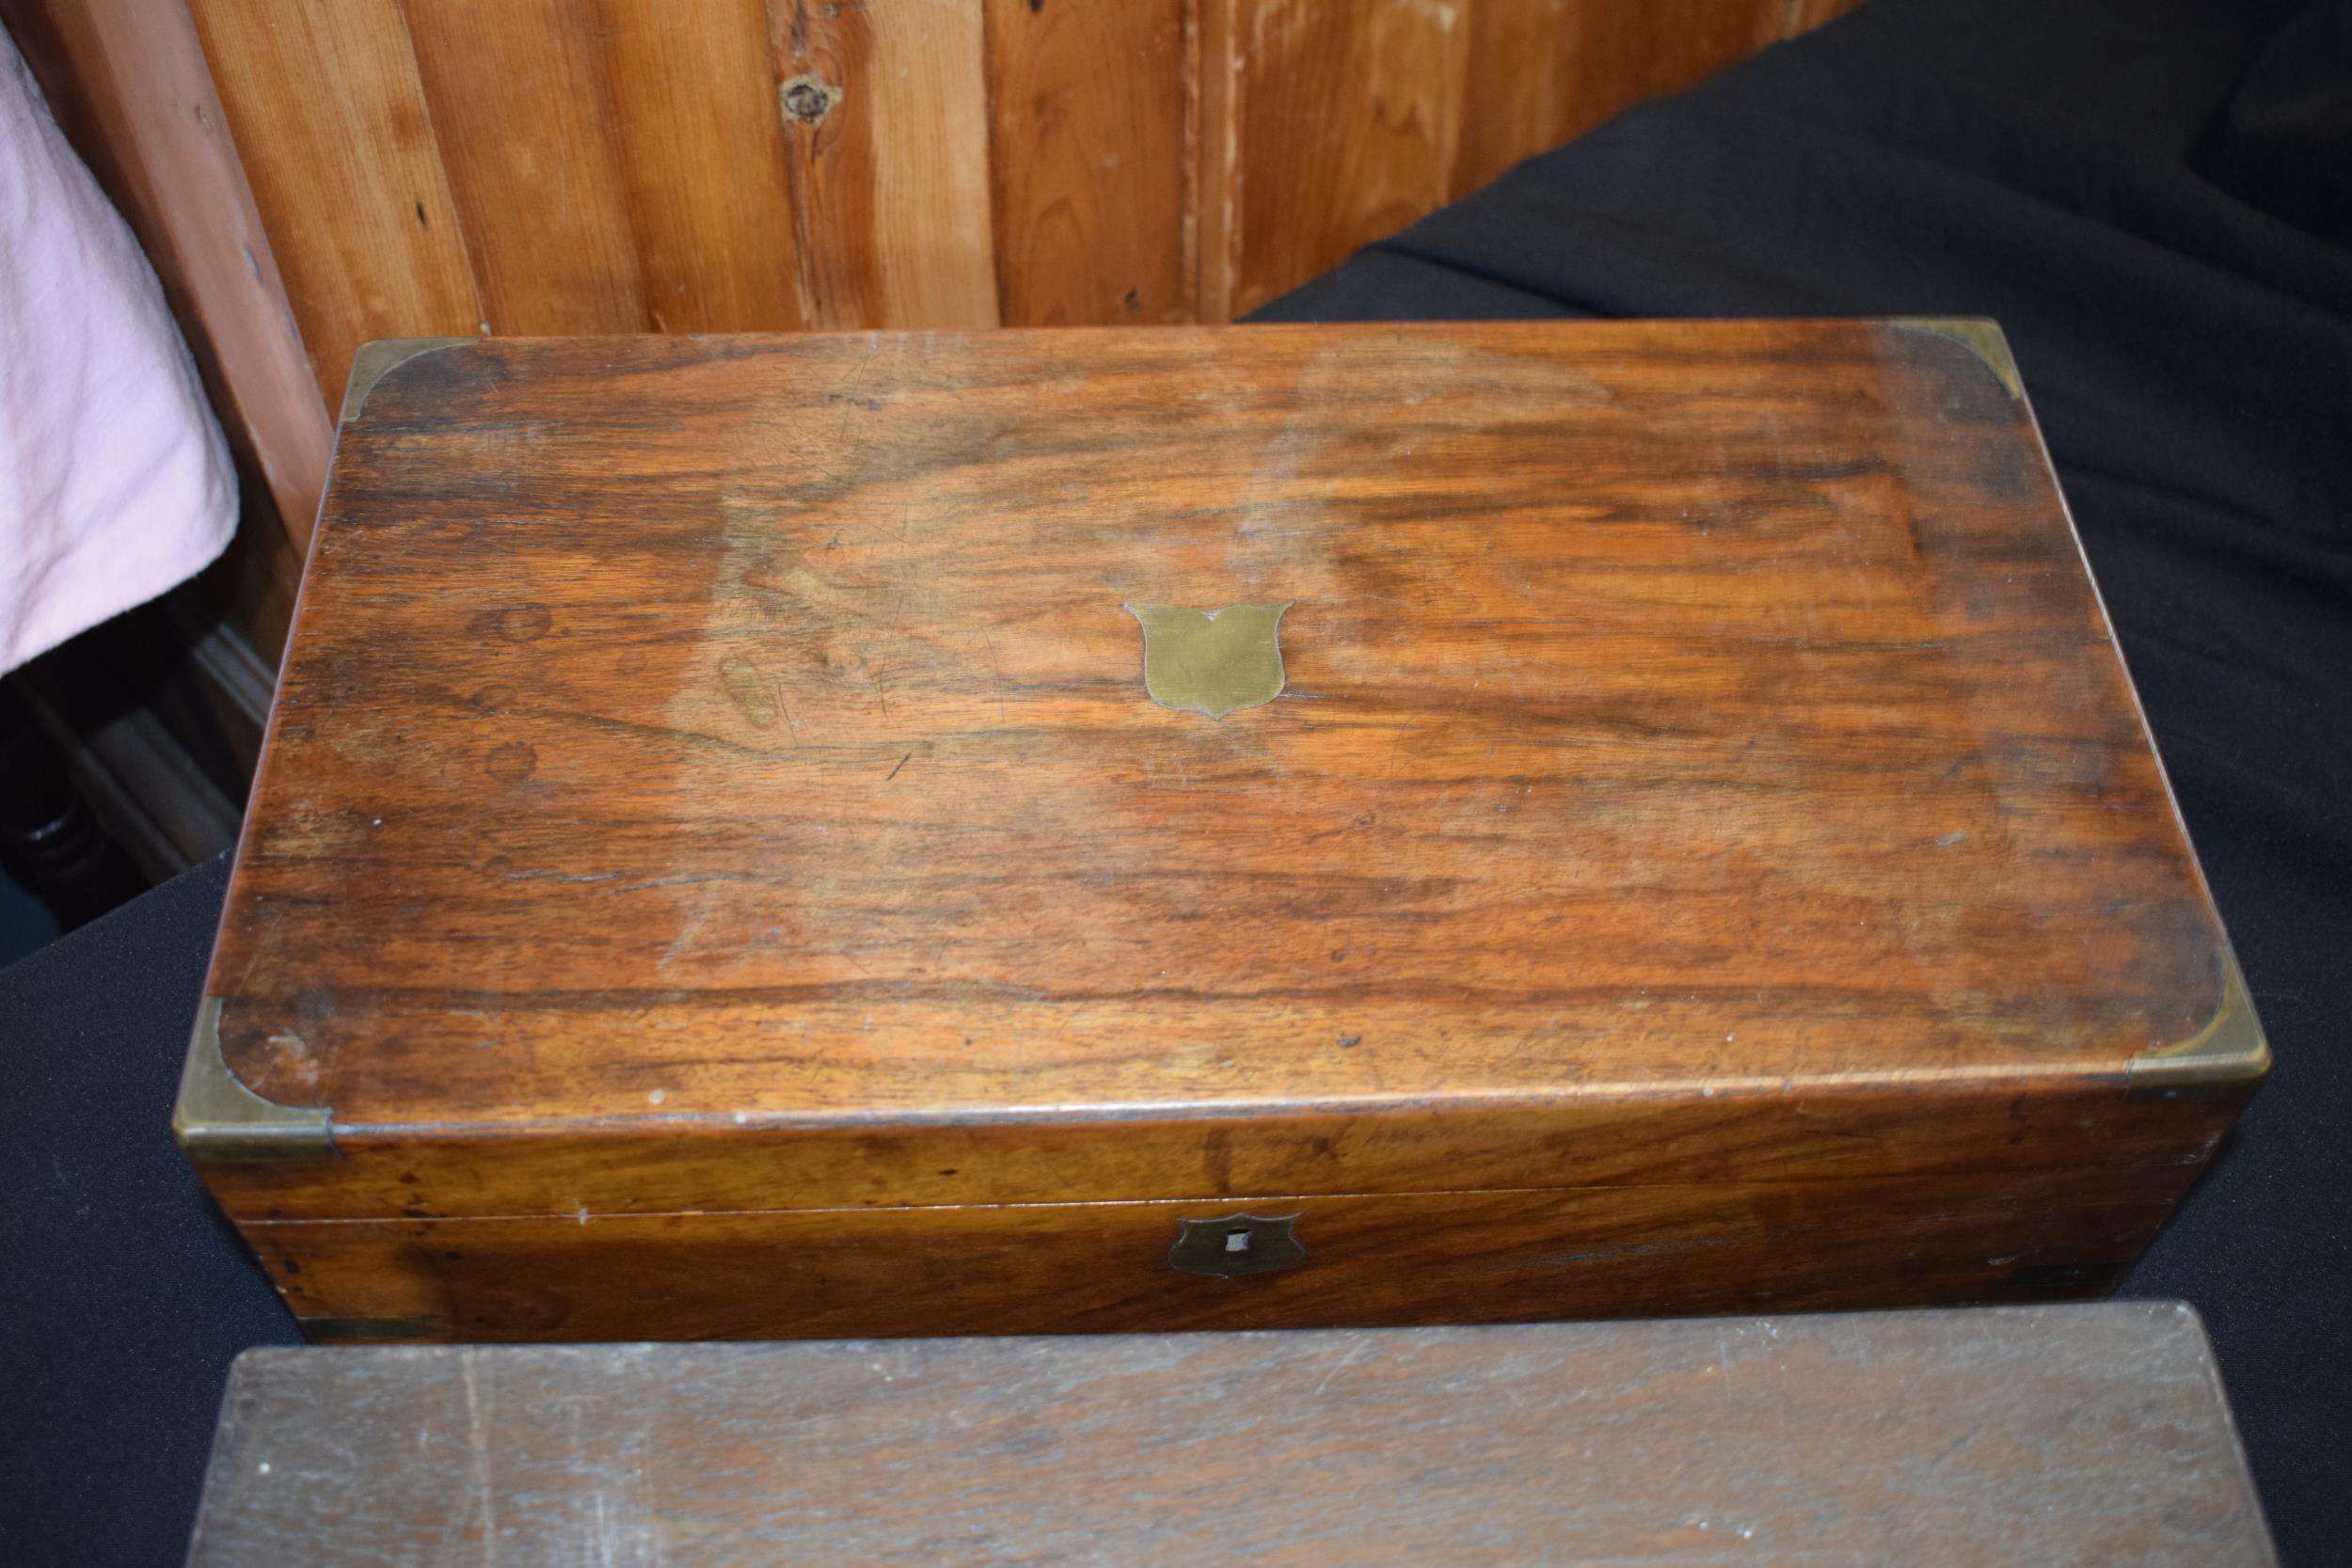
[402,0,654,338]
[190,0,484,406]
[251,1164,2195,1342]
[1222,0,1470,317]
[190,320,2255,1336]
[146,0,1871,567]
[593,0,811,335]
[772,0,1001,330]
[1454,0,1787,196]
[206,1072,2234,1225]
[984,0,1192,325]
[180,0,1869,404]
[184,1303,2278,1567]
[215,322,2229,1122]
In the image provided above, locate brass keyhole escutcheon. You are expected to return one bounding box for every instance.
[1169,1212,1306,1277]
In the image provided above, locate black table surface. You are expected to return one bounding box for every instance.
[5,1,2346,1563]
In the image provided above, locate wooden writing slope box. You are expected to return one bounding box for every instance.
[178,322,2265,1342]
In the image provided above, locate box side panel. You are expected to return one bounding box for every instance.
[244,1162,2199,1342]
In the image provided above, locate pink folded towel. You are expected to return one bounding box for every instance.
[2,29,235,673]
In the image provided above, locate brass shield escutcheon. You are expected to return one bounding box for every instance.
[1169,1212,1307,1277]
[1124,603,1291,720]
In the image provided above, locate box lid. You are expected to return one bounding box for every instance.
[184,322,2259,1211]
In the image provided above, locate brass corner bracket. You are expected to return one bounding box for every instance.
[341,337,475,423]
[1898,318,2026,401]
[2127,946,2272,1093]
[174,998,336,1163]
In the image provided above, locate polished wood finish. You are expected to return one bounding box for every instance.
[212,1073,2229,1225]
[189,322,2257,1338]
[253,1165,2196,1343]
[186,1304,2277,1566]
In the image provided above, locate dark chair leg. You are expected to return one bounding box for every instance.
[0,677,144,931]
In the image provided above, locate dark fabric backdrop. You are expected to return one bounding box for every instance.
[4,1,2344,1563]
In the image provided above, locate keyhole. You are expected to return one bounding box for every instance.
[1168,1213,1304,1277]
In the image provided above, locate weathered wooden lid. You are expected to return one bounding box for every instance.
[183,322,2261,1212]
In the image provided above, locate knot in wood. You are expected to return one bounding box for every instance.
[779,76,839,125]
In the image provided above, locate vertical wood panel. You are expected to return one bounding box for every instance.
[188,0,480,404]
[1780,0,1871,34]
[981,0,1189,326]
[1454,0,1568,203]
[401,0,650,335]
[865,1,998,326]
[768,0,997,328]
[767,0,882,325]
[1554,0,1782,137]
[1194,0,1239,322]
[592,0,805,333]
[1225,0,1470,319]
[1455,0,1795,198]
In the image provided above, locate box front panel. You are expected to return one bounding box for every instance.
[249,1164,2195,1342]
